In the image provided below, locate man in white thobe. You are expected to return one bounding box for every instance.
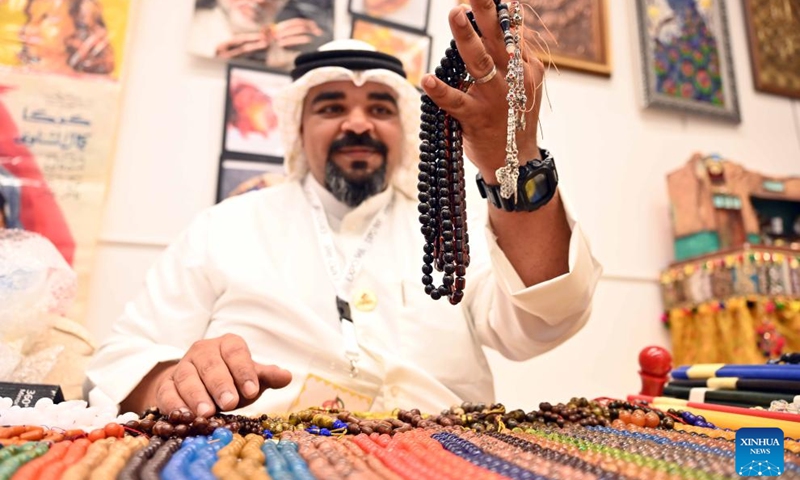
[86,2,602,417]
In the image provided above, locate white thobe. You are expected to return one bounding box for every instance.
[86,175,602,414]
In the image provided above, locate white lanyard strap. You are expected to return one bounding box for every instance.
[304,180,393,375]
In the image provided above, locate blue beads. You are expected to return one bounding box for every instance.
[161,428,232,480]
[305,426,332,436]
[432,432,548,480]
[332,419,347,430]
[211,427,233,443]
[263,440,314,480]
[262,430,274,439]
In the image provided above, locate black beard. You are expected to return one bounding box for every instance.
[325,161,387,207]
[323,132,389,207]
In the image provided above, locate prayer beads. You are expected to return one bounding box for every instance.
[1,396,799,479]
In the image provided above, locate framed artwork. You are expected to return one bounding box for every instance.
[348,0,431,32]
[519,0,611,76]
[187,0,334,72]
[635,0,740,123]
[350,15,432,88]
[222,62,291,159]
[742,0,800,99]
[216,157,285,203]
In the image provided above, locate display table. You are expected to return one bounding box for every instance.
[2,395,800,479]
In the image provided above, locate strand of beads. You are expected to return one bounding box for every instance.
[262,440,315,480]
[211,433,247,480]
[0,442,48,480]
[10,439,70,479]
[281,433,344,480]
[522,425,735,479]
[117,436,164,480]
[279,431,376,480]
[395,429,510,480]
[421,4,522,306]
[494,2,526,201]
[38,438,92,479]
[485,430,621,479]
[432,431,546,480]
[333,433,406,480]
[160,428,232,480]
[61,438,115,480]
[212,433,268,480]
[351,431,459,480]
[667,409,718,429]
[88,435,149,480]
[606,400,674,430]
[519,428,680,479]
[419,42,470,305]
[139,438,182,480]
[456,429,592,480]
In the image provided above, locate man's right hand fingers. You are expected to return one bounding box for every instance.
[256,364,292,390]
[191,342,240,411]
[232,363,292,410]
[171,361,217,417]
[220,334,261,400]
[155,377,189,415]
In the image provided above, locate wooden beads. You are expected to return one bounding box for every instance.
[212,433,267,480]
[139,438,182,480]
[116,436,164,480]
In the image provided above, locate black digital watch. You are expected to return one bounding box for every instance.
[476,148,559,212]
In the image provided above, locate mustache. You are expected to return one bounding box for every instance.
[328,132,388,157]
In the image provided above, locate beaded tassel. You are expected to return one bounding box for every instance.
[495,1,526,202]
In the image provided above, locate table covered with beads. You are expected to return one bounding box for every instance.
[1,397,799,479]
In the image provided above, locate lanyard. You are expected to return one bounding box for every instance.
[303,180,394,376]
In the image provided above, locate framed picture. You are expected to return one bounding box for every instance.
[742,0,800,100]
[216,157,285,203]
[187,0,335,71]
[635,0,740,123]
[222,62,292,159]
[519,0,611,76]
[350,15,432,88]
[348,0,431,32]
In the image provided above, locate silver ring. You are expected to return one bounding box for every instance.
[475,64,497,84]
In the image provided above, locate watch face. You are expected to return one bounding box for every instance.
[524,173,549,204]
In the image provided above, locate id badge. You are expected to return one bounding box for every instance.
[288,357,382,413]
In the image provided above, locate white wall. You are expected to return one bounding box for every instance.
[85,0,800,409]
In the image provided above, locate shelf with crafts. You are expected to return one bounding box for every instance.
[661,154,800,366]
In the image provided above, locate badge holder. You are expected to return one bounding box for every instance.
[288,356,383,413]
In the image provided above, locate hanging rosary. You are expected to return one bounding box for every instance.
[418,1,527,305]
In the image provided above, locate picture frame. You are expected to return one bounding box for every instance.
[188,0,335,71]
[634,0,741,123]
[519,0,611,77]
[216,156,286,203]
[350,15,432,88]
[348,0,431,33]
[222,61,292,159]
[742,0,800,100]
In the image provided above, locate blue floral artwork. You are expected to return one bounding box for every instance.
[636,0,740,122]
